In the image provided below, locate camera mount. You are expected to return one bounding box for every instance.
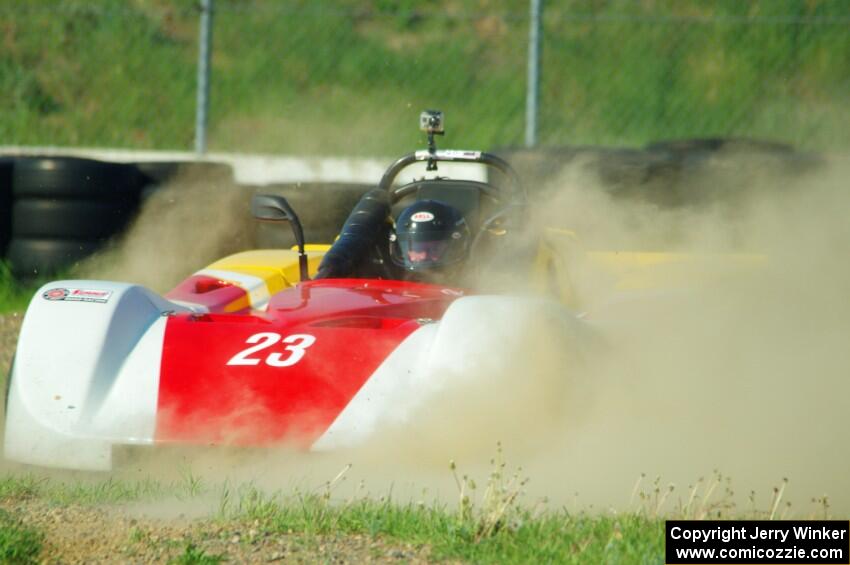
[419,110,444,171]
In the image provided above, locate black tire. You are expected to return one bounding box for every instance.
[12,198,138,239]
[645,138,795,156]
[495,147,582,191]
[13,157,145,200]
[7,237,103,277]
[134,161,183,185]
[0,158,13,257]
[135,161,234,186]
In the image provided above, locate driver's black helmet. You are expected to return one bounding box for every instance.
[390,200,470,274]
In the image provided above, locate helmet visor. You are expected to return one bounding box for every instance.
[396,236,466,270]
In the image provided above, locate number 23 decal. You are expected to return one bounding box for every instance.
[226,332,316,367]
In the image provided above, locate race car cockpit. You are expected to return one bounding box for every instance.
[314,110,527,285]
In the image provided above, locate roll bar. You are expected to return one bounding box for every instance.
[377,149,525,203]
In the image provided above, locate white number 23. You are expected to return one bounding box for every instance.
[226,332,316,367]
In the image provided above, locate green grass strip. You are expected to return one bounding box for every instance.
[233,489,664,564]
[0,262,37,314]
[0,509,43,565]
[169,543,226,565]
[0,473,197,506]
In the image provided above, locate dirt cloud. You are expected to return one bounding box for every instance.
[483,152,849,515]
[335,151,850,515]
[67,151,850,517]
[77,164,254,292]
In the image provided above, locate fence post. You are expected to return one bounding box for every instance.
[525,0,543,148]
[195,0,214,155]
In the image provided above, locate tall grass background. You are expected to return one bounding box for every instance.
[1,0,848,155]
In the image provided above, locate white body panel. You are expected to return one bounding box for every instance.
[311,324,440,449]
[4,281,186,470]
[313,296,583,451]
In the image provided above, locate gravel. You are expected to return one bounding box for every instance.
[0,496,438,564]
[0,312,22,378]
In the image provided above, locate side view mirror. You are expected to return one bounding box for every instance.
[251,194,309,282]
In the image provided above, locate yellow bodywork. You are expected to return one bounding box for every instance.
[208,245,329,285]
[200,246,330,308]
[534,228,767,309]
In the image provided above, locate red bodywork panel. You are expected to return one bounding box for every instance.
[167,275,251,313]
[156,279,463,445]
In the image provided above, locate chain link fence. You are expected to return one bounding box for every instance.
[2,1,849,155]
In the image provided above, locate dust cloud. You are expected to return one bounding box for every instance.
[510,152,850,516]
[77,164,255,292]
[309,151,850,516]
[65,151,850,517]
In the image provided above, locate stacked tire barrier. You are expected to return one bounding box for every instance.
[497,138,821,208]
[0,159,12,260]
[6,157,147,277]
[0,154,374,281]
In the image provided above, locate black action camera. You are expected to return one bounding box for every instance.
[419,110,444,135]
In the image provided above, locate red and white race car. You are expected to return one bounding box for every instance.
[5,114,583,470]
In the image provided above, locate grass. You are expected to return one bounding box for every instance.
[0,473,198,506]
[0,262,38,314]
[0,459,661,564]
[1,0,848,154]
[169,543,226,565]
[0,261,78,314]
[0,454,837,564]
[0,509,43,565]
[209,459,830,563]
[234,490,665,564]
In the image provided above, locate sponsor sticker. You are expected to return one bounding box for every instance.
[439,150,482,160]
[42,287,112,304]
[414,149,482,161]
[43,288,69,301]
[411,211,435,222]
